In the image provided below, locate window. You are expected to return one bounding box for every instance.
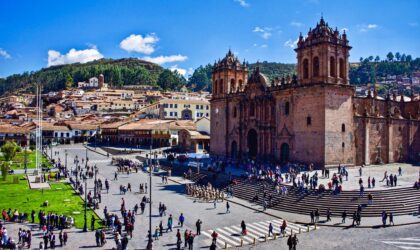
[174,104,178,108]
[330,56,336,77]
[233,107,237,118]
[214,80,218,94]
[196,105,199,109]
[303,58,309,79]
[313,56,320,77]
[206,113,209,117]
[219,79,224,94]
[174,112,178,117]
[285,102,290,115]
[164,104,168,108]
[307,116,312,125]
[170,112,173,116]
[339,58,345,78]
[170,104,173,108]
[341,123,345,132]
[206,105,209,110]
[342,142,345,148]
[200,105,203,109]
[250,102,255,116]
[230,79,235,92]
[164,112,167,116]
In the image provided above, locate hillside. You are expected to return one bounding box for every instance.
[0,58,186,95]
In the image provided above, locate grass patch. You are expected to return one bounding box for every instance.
[0,151,53,170]
[0,174,101,229]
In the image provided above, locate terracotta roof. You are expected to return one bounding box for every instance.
[68,123,98,130]
[100,121,128,129]
[41,123,70,131]
[0,125,33,134]
[159,98,210,105]
[183,130,210,140]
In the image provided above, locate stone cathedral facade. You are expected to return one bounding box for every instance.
[210,18,420,167]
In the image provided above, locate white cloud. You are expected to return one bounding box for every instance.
[253,26,272,39]
[0,48,11,59]
[290,21,303,27]
[234,0,249,7]
[341,27,349,32]
[141,54,188,65]
[47,46,103,66]
[359,24,378,32]
[120,33,159,54]
[169,65,187,76]
[284,38,299,49]
[260,44,268,48]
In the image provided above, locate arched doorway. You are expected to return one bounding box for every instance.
[280,143,289,162]
[247,129,258,159]
[231,141,238,160]
[181,109,192,120]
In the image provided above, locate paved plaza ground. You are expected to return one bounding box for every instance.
[1,143,419,249]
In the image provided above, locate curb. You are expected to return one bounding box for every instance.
[83,145,108,157]
[168,176,420,229]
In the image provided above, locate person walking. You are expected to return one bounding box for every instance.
[240,220,247,235]
[389,212,394,226]
[179,213,185,227]
[226,201,230,213]
[342,210,347,223]
[326,208,331,222]
[184,229,189,248]
[268,222,274,237]
[310,210,315,224]
[287,235,293,250]
[292,234,299,250]
[281,220,287,235]
[211,231,218,244]
[195,219,202,235]
[167,214,173,232]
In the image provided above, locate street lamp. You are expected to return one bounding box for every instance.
[83,181,88,232]
[94,164,98,199]
[65,150,68,173]
[146,140,153,249]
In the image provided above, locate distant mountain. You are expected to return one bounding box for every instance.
[0,58,186,95]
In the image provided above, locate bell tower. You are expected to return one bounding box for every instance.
[212,50,248,98]
[295,17,351,85]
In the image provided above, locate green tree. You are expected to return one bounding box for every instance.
[158,69,186,91]
[387,52,394,61]
[395,52,401,62]
[1,141,18,181]
[374,56,380,62]
[65,74,73,90]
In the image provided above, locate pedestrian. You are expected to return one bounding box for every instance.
[398,167,402,176]
[268,222,274,237]
[211,231,218,244]
[95,230,101,247]
[310,210,314,224]
[167,214,173,232]
[195,219,202,235]
[213,199,217,209]
[184,229,189,248]
[341,210,347,223]
[281,220,287,235]
[241,220,247,235]
[63,231,68,245]
[359,167,362,176]
[59,230,63,246]
[154,226,159,240]
[292,234,299,250]
[326,208,331,222]
[179,213,185,227]
[187,231,195,250]
[287,235,293,250]
[226,201,230,213]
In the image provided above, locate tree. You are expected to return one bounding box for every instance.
[395,52,401,62]
[386,52,394,62]
[158,69,186,91]
[406,55,412,62]
[1,141,18,181]
[374,56,380,62]
[368,56,374,62]
[65,74,73,90]
[359,57,364,63]
[401,54,406,62]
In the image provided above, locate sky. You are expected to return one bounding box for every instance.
[0,0,419,78]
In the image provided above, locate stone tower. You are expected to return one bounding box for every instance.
[210,50,248,157]
[211,50,248,97]
[295,17,351,85]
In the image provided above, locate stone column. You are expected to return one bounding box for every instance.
[364,119,370,165]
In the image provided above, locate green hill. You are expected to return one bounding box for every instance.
[0,58,186,95]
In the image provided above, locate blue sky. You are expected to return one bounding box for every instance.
[0,0,419,78]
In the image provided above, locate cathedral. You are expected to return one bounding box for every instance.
[210,17,420,167]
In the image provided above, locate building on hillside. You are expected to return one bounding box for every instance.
[159,98,210,121]
[78,74,108,89]
[210,17,420,167]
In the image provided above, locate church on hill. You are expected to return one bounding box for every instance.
[210,17,420,167]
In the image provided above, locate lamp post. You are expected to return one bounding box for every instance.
[65,150,68,173]
[146,142,153,249]
[24,143,28,174]
[83,181,88,232]
[50,142,53,159]
[85,146,88,169]
[94,165,98,199]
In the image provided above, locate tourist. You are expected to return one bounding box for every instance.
[241,220,247,235]
[359,167,362,177]
[382,211,387,227]
[63,231,68,245]
[326,208,331,222]
[167,214,173,232]
[315,209,320,223]
[398,167,402,176]
[342,210,347,223]
[368,193,373,205]
[184,229,189,248]
[372,177,376,188]
[389,212,394,226]
[187,231,195,250]
[268,222,274,237]
[226,201,230,213]
[310,210,315,224]
[292,234,299,250]
[281,220,287,235]
[195,219,202,235]
[179,213,185,227]
[287,235,293,250]
[394,175,397,186]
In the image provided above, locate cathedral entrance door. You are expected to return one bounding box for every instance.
[231,141,238,160]
[280,143,289,162]
[247,129,258,159]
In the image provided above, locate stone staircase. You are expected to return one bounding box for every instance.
[229,179,420,217]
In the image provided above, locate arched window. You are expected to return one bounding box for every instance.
[330,56,336,77]
[238,80,243,91]
[230,79,235,92]
[250,102,255,117]
[233,106,237,118]
[313,56,320,77]
[339,58,345,78]
[342,142,345,148]
[285,102,290,115]
[219,79,224,94]
[341,123,345,132]
[307,116,312,125]
[303,59,309,79]
[214,80,218,94]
